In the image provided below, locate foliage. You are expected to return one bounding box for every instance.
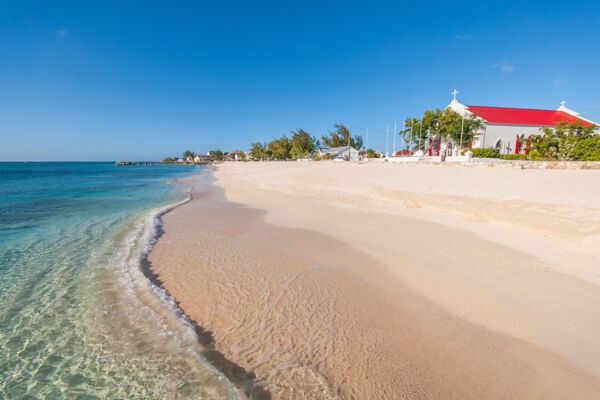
[321,124,364,150]
[528,120,596,161]
[366,149,380,158]
[209,149,224,161]
[445,113,483,148]
[572,135,600,161]
[162,157,177,162]
[289,129,317,159]
[465,148,500,158]
[401,109,482,151]
[499,154,529,160]
[229,150,246,161]
[183,150,195,159]
[268,136,291,160]
[312,154,321,161]
[321,152,332,160]
[249,142,271,160]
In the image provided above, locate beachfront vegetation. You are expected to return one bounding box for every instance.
[209,149,224,161]
[366,149,380,158]
[183,150,195,159]
[321,124,364,150]
[290,129,318,159]
[401,109,482,150]
[250,128,319,160]
[248,124,363,161]
[249,142,270,160]
[463,148,500,158]
[527,120,598,161]
[573,136,600,161]
[499,154,529,160]
[268,136,292,160]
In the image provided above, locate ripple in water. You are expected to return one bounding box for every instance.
[0,162,237,399]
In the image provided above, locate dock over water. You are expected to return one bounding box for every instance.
[115,161,211,166]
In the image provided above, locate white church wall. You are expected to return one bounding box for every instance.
[478,124,546,154]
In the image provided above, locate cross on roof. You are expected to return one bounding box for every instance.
[451,89,459,101]
[560,100,567,108]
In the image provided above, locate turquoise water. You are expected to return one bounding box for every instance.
[0,162,235,399]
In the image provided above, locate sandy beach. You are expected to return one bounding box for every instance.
[147,162,600,399]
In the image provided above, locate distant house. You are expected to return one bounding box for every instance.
[318,146,360,161]
[193,154,211,162]
[224,150,245,161]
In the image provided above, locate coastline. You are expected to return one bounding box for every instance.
[147,162,600,398]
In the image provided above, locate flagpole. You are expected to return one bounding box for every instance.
[401,121,405,155]
[393,121,397,156]
[460,116,465,151]
[410,119,413,153]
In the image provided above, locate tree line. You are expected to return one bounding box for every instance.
[249,124,364,160]
[162,149,226,162]
[400,108,483,151]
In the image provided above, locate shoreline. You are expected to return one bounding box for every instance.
[148,162,600,398]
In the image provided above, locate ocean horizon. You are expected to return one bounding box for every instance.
[0,162,236,398]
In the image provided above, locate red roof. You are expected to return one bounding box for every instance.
[466,105,594,126]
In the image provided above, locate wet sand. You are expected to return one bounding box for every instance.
[147,163,600,399]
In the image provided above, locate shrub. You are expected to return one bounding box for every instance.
[366,149,381,158]
[322,153,332,160]
[500,154,529,160]
[573,136,600,161]
[463,148,500,158]
[312,154,321,161]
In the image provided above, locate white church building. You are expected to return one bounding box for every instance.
[444,91,598,155]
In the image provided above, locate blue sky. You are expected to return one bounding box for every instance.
[1,1,599,160]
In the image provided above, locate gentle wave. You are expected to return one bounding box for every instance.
[0,163,238,398]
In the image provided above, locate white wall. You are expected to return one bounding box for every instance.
[478,124,547,154]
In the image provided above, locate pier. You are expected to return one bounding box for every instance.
[115,161,211,166]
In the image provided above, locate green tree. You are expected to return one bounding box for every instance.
[231,150,246,161]
[573,135,600,161]
[249,142,271,160]
[209,149,224,161]
[321,124,364,150]
[366,149,380,158]
[445,113,483,148]
[401,117,426,151]
[268,136,291,160]
[528,120,596,160]
[289,129,317,159]
[402,109,483,150]
[183,150,195,159]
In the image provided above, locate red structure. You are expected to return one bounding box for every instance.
[465,105,595,127]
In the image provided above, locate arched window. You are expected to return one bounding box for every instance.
[494,139,504,154]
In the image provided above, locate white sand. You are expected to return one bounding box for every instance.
[213,162,600,375]
[149,161,600,398]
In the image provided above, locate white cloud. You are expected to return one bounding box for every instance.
[552,78,568,86]
[491,62,515,73]
[56,29,68,36]
[455,34,470,40]
[586,105,600,109]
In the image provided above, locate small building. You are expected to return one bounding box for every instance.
[318,146,360,161]
[446,93,598,155]
[224,150,245,161]
[193,154,211,162]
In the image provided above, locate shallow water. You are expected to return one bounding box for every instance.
[0,162,236,398]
